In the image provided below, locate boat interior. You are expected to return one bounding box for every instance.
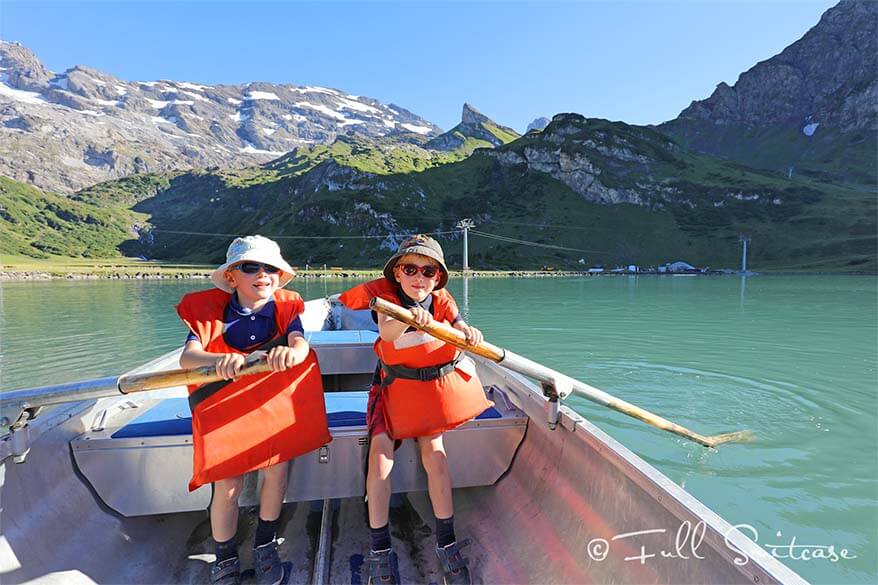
[0,297,806,584]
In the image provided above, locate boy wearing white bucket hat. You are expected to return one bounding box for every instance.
[177,235,331,585]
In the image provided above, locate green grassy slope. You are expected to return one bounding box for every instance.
[0,176,141,258]
[659,119,877,191]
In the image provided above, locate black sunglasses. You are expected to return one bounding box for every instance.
[233,262,280,274]
[399,263,440,278]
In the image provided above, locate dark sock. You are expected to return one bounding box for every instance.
[254,518,278,548]
[370,523,392,552]
[435,515,456,548]
[215,537,237,562]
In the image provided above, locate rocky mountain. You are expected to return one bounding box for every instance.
[660,0,877,187]
[0,41,440,193]
[426,103,520,152]
[2,0,874,273]
[526,117,551,133]
[12,112,865,272]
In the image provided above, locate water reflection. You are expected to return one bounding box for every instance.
[461,275,470,320]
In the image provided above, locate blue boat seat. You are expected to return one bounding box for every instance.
[112,392,502,439]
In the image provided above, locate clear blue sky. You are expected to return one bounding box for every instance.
[1,0,837,132]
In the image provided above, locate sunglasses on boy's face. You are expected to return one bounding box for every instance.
[398,263,440,278]
[232,262,280,275]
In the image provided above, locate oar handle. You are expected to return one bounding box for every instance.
[118,360,273,394]
[370,298,506,362]
[0,359,276,416]
[370,297,753,448]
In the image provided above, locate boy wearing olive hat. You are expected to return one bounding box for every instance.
[177,235,330,585]
[339,235,492,585]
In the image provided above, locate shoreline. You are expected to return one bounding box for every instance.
[1,269,873,281]
[0,269,601,281]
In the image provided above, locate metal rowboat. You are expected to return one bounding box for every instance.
[0,296,807,584]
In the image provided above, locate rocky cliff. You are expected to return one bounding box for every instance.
[674,0,875,131]
[660,0,876,186]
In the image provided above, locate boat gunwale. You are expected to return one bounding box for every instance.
[477,355,808,585]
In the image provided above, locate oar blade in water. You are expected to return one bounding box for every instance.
[705,429,756,447]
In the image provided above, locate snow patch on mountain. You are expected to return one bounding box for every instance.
[246,91,280,101]
[175,81,209,91]
[241,141,285,155]
[292,86,342,97]
[180,90,210,102]
[337,97,381,114]
[0,81,48,105]
[294,101,348,121]
[401,123,431,135]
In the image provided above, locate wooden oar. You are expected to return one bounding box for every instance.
[370,297,753,448]
[0,359,274,419]
[117,359,272,393]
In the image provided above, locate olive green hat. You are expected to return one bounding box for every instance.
[383,234,449,289]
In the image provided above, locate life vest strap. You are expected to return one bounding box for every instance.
[379,354,462,388]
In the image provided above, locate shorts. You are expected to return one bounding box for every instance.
[366,384,403,450]
[366,383,388,437]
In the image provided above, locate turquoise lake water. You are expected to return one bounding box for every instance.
[0,275,875,584]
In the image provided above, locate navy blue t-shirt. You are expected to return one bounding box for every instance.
[185,293,303,352]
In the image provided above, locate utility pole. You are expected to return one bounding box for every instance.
[456,219,475,272]
[739,235,751,273]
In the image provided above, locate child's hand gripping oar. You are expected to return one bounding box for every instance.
[370,297,754,449]
[116,353,272,393]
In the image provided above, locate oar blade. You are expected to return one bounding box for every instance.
[705,429,756,448]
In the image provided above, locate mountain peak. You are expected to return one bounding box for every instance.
[427,103,520,152]
[526,117,551,133]
[461,103,490,125]
[0,40,53,92]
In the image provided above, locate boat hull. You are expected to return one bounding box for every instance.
[0,298,807,584]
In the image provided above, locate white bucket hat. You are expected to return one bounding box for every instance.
[211,235,295,293]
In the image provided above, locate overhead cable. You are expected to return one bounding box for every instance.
[469,230,605,254]
[150,229,458,240]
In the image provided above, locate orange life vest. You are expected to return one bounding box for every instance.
[339,278,493,439]
[177,288,330,491]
